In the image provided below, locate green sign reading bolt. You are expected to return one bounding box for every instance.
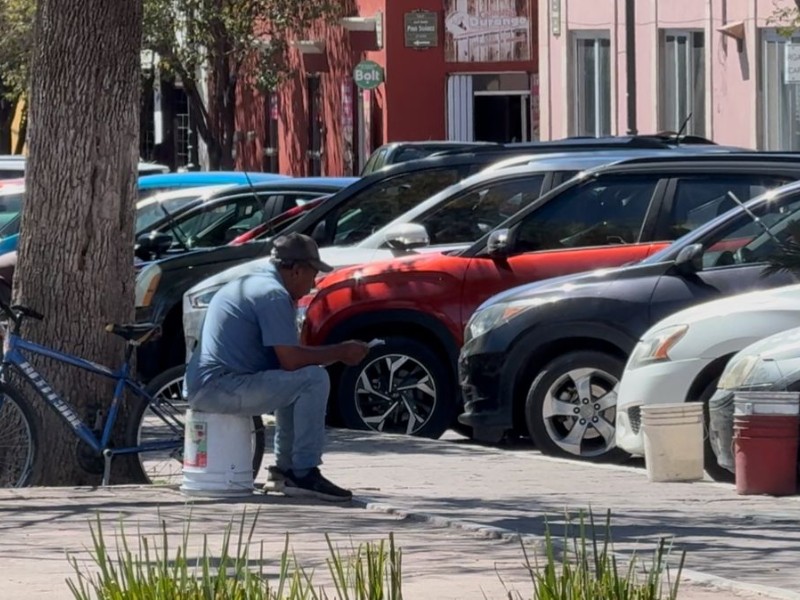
[353,60,384,90]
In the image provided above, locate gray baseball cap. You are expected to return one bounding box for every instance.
[271,232,333,272]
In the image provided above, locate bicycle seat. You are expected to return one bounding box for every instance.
[105,322,160,345]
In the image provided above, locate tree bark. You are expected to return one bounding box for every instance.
[13,0,142,485]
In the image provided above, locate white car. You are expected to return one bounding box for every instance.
[615,283,800,478]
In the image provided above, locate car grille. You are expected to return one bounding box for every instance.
[628,406,641,434]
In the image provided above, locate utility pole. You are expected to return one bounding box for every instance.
[625,0,637,135]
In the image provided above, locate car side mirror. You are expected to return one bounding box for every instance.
[135,232,172,260]
[673,243,704,275]
[384,223,430,251]
[487,228,510,259]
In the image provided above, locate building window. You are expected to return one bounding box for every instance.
[572,33,611,137]
[761,31,800,151]
[659,31,705,137]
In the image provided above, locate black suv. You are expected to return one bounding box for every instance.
[458,164,800,469]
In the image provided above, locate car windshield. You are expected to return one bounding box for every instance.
[135,193,203,232]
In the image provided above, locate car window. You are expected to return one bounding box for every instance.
[168,197,264,248]
[700,193,800,269]
[418,176,544,245]
[514,175,659,252]
[667,175,794,240]
[330,168,461,245]
[362,147,390,175]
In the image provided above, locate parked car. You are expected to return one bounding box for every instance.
[361,141,495,175]
[0,180,249,256]
[361,134,743,177]
[615,277,800,481]
[133,178,354,262]
[137,171,288,200]
[182,151,686,358]
[291,154,800,440]
[0,185,237,259]
[707,325,800,476]
[459,177,800,462]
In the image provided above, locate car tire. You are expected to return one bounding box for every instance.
[695,378,735,483]
[525,350,629,462]
[336,336,455,439]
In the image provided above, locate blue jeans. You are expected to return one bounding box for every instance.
[188,366,330,472]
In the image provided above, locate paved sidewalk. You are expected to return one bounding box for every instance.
[0,427,798,599]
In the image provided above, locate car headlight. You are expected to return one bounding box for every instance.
[717,354,785,390]
[135,263,162,308]
[186,284,224,309]
[628,324,689,369]
[466,300,533,341]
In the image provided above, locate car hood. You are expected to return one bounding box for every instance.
[477,259,674,310]
[184,245,455,297]
[654,282,800,330]
[316,252,455,290]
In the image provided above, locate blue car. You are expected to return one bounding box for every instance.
[137,171,289,199]
[0,172,296,255]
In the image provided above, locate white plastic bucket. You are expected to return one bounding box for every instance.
[734,391,800,417]
[641,403,704,483]
[180,409,254,497]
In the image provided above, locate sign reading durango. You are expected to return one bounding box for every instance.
[444,0,531,63]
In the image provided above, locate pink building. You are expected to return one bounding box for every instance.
[539,0,800,150]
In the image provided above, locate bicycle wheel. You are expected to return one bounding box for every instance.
[126,365,266,485]
[0,383,38,487]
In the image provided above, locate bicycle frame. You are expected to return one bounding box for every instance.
[0,331,181,457]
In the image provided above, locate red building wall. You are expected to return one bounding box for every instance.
[235,0,537,176]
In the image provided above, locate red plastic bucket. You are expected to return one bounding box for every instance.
[733,415,799,496]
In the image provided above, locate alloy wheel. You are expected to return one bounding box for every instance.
[354,354,437,435]
[542,367,619,457]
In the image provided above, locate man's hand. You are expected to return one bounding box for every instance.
[337,340,370,366]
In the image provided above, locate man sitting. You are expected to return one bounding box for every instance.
[184,233,369,501]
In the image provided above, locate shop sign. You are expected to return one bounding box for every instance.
[405,10,438,48]
[444,0,531,63]
[786,43,800,83]
[353,60,384,90]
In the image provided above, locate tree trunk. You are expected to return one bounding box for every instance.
[13,0,142,485]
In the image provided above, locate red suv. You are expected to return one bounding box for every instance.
[299,155,800,439]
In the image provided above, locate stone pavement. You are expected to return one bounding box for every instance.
[0,427,798,599]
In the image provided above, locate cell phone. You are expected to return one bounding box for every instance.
[368,338,385,348]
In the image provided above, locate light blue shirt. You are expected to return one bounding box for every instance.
[184,264,298,395]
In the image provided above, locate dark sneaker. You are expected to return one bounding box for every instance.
[283,467,353,502]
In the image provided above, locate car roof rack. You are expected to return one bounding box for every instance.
[605,152,800,167]
[427,135,717,158]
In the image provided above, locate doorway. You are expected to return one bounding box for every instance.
[473,94,531,143]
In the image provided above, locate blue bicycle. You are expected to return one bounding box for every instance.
[0,302,265,488]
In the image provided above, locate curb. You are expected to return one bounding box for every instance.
[351,494,800,600]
